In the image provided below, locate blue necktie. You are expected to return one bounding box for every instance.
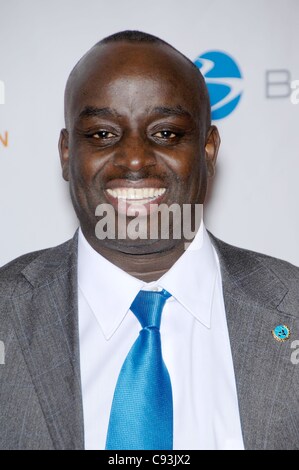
[105,289,173,450]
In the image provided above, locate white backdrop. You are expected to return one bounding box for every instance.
[0,0,298,266]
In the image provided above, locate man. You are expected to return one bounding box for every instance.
[0,30,298,450]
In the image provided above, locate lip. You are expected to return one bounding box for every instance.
[105,178,166,190]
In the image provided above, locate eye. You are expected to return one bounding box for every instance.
[91,130,116,139]
[153,130,177,139]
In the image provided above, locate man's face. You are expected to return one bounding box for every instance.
[59,42,219,254]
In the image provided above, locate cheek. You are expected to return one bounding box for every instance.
[168,151,203,186]
[68,140,103,184]
[70,156,92,184]
[169,150,207,203]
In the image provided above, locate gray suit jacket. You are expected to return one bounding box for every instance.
[0,232,298,450]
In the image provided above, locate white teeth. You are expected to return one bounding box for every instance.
[128,188,135,198]
[106,187,166,200]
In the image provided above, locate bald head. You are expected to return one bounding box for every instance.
[64,31,211,136]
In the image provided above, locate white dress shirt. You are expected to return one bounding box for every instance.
[78,223,244,450]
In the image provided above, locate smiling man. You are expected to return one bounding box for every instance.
[0,31,299,451]
[60,33,218,276]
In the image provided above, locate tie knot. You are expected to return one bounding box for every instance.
[130,289,171,329]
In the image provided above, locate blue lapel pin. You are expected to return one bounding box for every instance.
[272,324,290,342]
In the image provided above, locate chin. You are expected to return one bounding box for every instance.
[100,237,183,255]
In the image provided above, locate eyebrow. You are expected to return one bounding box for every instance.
[151,106,193,119]
[78,106,120,119]
[78,105,193,120]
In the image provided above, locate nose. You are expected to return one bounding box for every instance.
[113,133,156,172]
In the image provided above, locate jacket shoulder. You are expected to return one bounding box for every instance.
[0,237,76,297]
[209,232,299,313]
[211,234,299,281]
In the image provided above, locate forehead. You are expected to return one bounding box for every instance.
[66,42,202,120]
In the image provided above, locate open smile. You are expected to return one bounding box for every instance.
[106,187,166,205]
[104,186,167,215]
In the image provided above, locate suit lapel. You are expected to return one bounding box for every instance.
[211,235,299,449]
[11,233,84,450]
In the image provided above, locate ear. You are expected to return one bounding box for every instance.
[59,128,70,181]
[205,125,220,177]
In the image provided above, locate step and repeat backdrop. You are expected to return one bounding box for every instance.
[0,0,298,266]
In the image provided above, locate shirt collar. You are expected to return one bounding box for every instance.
[78,223,218,339]
[78,229,144,339]
[157,224,218,328]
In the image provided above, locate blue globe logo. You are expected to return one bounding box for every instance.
[194,51,243,120]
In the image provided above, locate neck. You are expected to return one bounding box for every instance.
[83,234,186,282]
